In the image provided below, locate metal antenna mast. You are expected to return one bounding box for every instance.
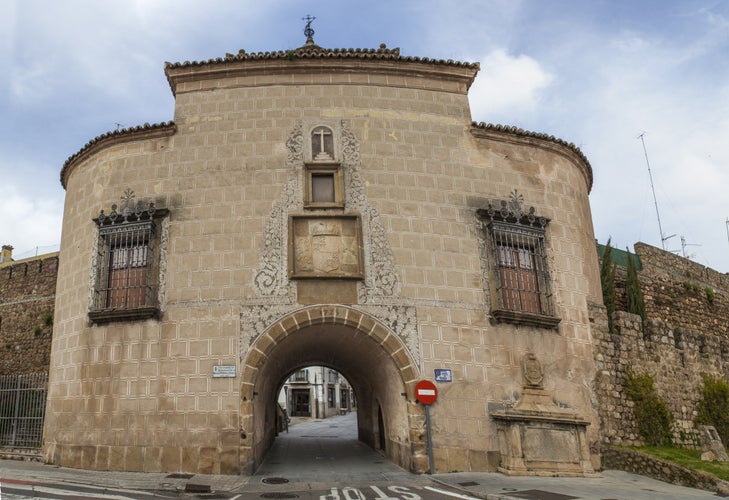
[680,236,700,259]
[638,133,674,249]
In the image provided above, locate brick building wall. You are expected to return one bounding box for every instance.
[0,253,58,376]
[593,242,729,447]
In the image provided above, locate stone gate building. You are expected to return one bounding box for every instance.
[45,34,604,475]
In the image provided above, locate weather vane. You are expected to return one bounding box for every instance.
[302,15,316,44]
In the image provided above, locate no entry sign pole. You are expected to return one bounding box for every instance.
[424,404,434,474]
[415,380,438,473]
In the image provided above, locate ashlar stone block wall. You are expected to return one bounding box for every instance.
[47,46,603,475]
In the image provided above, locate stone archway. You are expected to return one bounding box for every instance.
[238,305,424,474]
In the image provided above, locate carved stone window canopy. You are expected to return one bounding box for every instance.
[94,188,168,226]
[476,189,549,228]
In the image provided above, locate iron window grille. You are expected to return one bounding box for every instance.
[478,191,560,329]
[89,190,167,323]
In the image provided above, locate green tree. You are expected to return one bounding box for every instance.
[695,374,729,446]
[600,239,616,334]
[624,370,673,446]
[626,249,646,322]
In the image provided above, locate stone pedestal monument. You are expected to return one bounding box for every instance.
[491,353,597,476]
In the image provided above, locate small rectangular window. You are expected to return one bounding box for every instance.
[305,164,343,208]
[311,173,335,203]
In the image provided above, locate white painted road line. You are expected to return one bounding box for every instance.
[423,485,481,500]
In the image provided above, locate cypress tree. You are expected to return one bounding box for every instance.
[600,239,616,334]
[626,248,646,323]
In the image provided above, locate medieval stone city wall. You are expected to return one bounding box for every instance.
[593,242,729,447]
[0,254,58,376]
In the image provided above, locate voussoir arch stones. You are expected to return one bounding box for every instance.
[239,305,421,400]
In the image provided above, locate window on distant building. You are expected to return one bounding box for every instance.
[293,369,309,382]
[89,190,167,323]
[477,191,560,329]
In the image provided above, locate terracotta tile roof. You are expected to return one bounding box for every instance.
[471,122,593,191]
[60,122,176,189]
[164,43,479,71]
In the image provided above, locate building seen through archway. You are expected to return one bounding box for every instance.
[278,367,355,420]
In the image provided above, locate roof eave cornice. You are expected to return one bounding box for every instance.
[60,122,177,189]
[164,50,479,97]
[470,122,594,192]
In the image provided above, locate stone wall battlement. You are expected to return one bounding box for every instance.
[0,254,58,376]
[594,242,729,448]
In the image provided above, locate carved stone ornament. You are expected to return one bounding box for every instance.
[521,353,544,389]
[245,120,417,365]
[491,352,595,476]
[253,120,402,300]
[95,188,158,227]
[252,122,303,299]
[476,189,548,229]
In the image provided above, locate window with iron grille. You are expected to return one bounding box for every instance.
[477,191,560,329]
[89,190,167,323]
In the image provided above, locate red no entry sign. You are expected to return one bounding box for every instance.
[415,380,438,405]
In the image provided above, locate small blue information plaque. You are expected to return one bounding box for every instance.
[434,369,452,382]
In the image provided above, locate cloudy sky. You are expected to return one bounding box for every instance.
[2,0,729,271]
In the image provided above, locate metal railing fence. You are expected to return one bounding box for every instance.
[0,372,47,448]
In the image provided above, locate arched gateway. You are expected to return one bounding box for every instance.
[46,32,603,476]
[239,305,422,473]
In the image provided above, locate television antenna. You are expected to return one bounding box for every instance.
[638,132,674,249]
[680,236,700,259]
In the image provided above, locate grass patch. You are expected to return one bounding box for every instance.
[633,446,729,482]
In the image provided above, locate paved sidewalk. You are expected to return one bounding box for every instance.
[0,414,725,499]
[432,470,725,499]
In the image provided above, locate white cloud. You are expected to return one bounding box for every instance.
[10,62,52,102]
[468,49,554,123]
[0,183,63,256]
